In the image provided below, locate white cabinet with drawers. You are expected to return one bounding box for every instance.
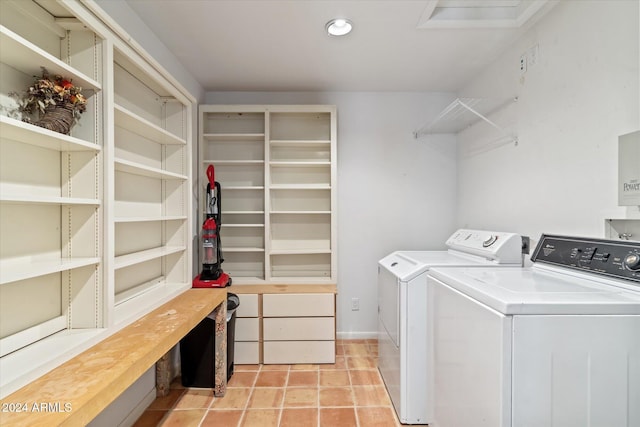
[233,293,260,364]
[231,285,336,365]
[262,292,335,364]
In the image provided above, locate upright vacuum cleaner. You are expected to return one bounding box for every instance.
[193,164,231,288]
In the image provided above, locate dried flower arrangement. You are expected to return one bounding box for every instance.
[11,67,87,134]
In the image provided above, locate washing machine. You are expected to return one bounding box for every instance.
[427,234,640,427]
[377,229,525,424]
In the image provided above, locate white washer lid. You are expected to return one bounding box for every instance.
[428,266,640,315]
[379,251,434,281]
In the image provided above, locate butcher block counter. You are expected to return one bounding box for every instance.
[0,288,227,427]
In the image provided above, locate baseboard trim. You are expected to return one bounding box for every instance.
[336,331,378,340]
[120,387,156,427]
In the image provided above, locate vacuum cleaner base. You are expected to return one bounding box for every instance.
[192,272,231,288]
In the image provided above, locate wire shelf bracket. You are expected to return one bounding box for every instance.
[413,97,518,146]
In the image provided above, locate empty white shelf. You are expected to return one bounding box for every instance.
[271,211,331,215]
[0,195,101,206]
[114,215,187,223]
[114,158,187,180]
[270,184,331,190]
[270,140,331,146]
[0,25,101,92]
[0,315,66,358]
[203,133,265,141]
[270,249,332,255]
[0,257,101,285]
[114,50,176,98]
[270,161,331,166]
[114,104,186,145]
[205,160,265,165]
[224,186,265,191]
[225,211,265,215]
[114,246,186,270]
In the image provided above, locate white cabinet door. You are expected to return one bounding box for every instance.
[234,342,260,365]
[235,318,260,342]
[236,294,259,317]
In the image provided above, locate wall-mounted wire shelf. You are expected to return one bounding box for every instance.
[414,97,518,145]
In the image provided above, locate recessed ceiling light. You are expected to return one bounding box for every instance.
[326,18,353,36]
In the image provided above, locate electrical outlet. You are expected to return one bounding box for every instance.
[519,54,527,74]
[351,298,360,311]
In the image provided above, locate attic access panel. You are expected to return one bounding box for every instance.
[418,0,557,28]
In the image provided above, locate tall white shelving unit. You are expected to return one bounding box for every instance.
[199,105,337,284]
[0,0,193,398]
[109,47,191,325]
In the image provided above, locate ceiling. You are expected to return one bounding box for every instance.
[124,0,556,92]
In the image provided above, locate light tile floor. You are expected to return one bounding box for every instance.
[133,339,412,427]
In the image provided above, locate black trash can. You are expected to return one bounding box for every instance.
[180,293,240,387]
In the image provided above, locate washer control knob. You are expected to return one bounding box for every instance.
[482,235,498,247]
[623,253,640,271]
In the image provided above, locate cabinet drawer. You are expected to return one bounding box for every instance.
[263,341,335,364]
[234,341,260,365]
[235,317,260,341]
[263,317,334,341]
[236,294,259,317]
[262,293,334,317]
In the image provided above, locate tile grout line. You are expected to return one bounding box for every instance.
[237,364,262,426]
[348,359,361,427]
[317,363,321,426]
[276,367,290,427]
[241,366,262,427]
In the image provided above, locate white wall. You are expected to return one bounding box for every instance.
[94,0,204,101]
[456,0,640,244]
[206,92,459,337]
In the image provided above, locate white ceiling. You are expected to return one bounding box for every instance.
[124,0,556,92]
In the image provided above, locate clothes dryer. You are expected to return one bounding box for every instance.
[377,229,525,424]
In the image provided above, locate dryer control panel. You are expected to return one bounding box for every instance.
[446,229,524,264]
[532,235,640,283]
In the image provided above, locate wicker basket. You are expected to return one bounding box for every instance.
[32,102,76,135]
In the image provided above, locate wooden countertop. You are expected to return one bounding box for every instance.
[0,288,227,427]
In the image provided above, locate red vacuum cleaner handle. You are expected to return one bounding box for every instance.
[206,164,215,188]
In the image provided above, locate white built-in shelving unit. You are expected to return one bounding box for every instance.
[199,105,337,284]
[0,0,193,398]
